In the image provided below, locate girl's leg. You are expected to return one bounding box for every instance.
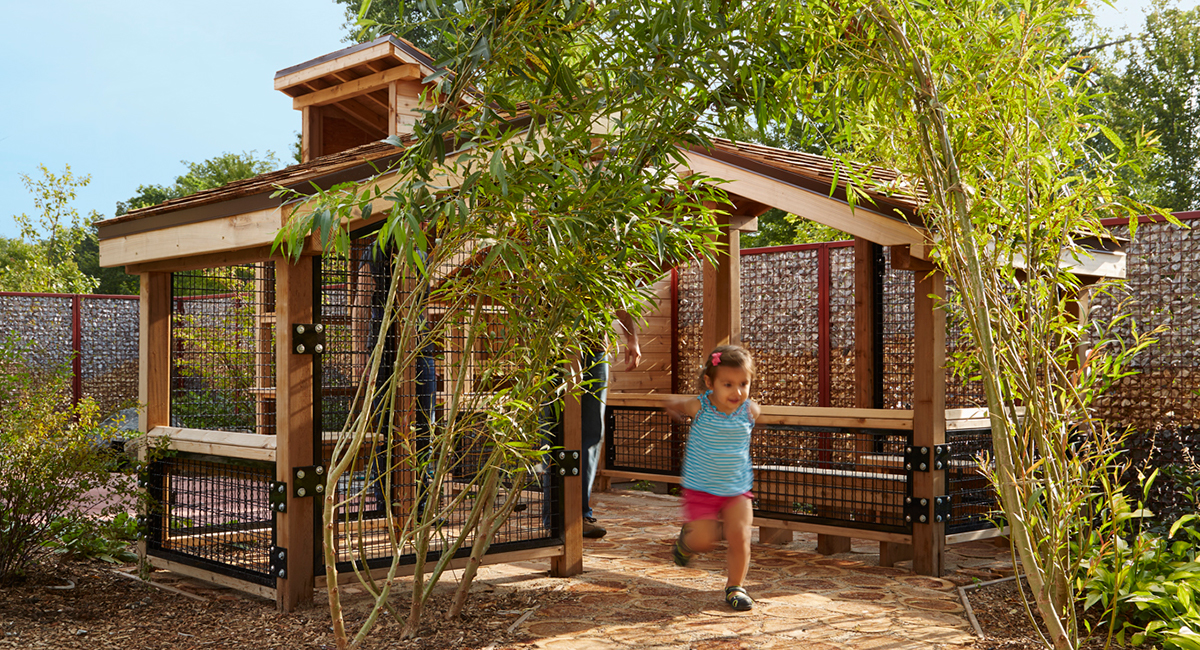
[683,517,721,553]
[720,495,754,588]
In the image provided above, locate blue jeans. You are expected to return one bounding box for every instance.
[543,348,606,529]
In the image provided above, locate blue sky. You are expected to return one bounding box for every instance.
[0,0,349,238]
[0,1,1164,240]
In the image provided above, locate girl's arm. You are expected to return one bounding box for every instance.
[747,399,762,420]
[664,395,701,422]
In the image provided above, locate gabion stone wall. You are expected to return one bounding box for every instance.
[0,292,138,417]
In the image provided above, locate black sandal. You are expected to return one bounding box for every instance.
[725,585,754,611]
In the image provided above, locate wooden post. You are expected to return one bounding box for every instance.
[275,255,316,611]
[301,106,323,163]
[138,272,172,561]
[702,211,740,352]
[551,357,584,577]
[911,267,947,576]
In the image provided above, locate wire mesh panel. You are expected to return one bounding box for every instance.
[740,246,821,406]
[752,424,911,532]
[946,428,999,534]
[144,453,275,587]
[80,296,140,415]
[318,233,555,572]
[171,264,276,434]
[944,280,987,409]
[674,262,704,395]
[606,406,685,474]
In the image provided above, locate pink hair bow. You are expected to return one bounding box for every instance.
[711,351,722,366]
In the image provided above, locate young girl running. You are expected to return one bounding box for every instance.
[665,344,761,611]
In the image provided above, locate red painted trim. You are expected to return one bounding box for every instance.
[71,295,82,405]
[741,239,855,256]
[1099,211,1200,227]
[817,244,832,408]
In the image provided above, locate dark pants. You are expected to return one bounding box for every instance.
[543,348,606,528]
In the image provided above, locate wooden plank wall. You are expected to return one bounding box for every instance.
[608,274,673,393]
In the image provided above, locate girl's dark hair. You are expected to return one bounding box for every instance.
[698,344,755,390]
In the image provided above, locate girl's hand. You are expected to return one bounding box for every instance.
[748,399,762,420]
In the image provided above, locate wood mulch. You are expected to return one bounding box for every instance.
[967,578,1132,650]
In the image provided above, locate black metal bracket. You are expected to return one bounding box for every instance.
[904,495,952,524]
[291,323,326,355]
[550,449,580,478]
[269,546,288,579]
[292,465,326,498]
[904,444,952,472]
[135,515,153,540]
[269,481,288,513]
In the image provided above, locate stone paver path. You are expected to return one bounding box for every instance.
[464,487,1015,649]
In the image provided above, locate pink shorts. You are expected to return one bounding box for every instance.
[681,488,753,522]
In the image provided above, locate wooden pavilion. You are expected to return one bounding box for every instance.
[96,35,1128,610]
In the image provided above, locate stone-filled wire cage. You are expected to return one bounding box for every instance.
[317,232,558,572]
[0,292,139,417]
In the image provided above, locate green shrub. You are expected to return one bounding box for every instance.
[44,513,139,564]
[1081,472,1200,649]
[0,336,139,582]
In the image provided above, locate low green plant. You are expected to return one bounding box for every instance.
[631,480,657,492]
[44,513,140,564]
[1081,471,1200,650]
[0,336,140,582]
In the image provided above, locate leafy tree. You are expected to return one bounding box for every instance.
[0,165,98,294]
[115,150,278,216]
[88,151,280,295]
[1092,0,1200,212]
[786,2,1165,648]
[333,0,457,56]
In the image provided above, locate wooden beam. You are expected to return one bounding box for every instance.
[854,238,878,412]
[703,211,740,351]
[551,357,584,577]
[126,245,275,275]
[682,150,928,249]
[890,244,935,271]
[749,517,913,545]
[100,206,289,268]
[146,556,276,600]
[911,269,947,576]
[139,272,171,434]
[293,64,422,109]
[274,255,316,611]
[316,546,565,587]
[145,426,277,462]
[302,106,323,162]
[275,41,397,92]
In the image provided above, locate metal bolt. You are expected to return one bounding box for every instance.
[277,484,285,493]
[277,551,286,560]
[920,515,928,523]
[905,515,912,522]
[936,461,943,469]
[920,463,928,471]
[296,344,306,354]
[314,343,324,353]
[905,463,912,471]
[296,470,306,479]
[315,485,324,494]
[296,325,306,334]
[315,324,324,333]
[905,497,912,504]
[276,503,286,512]
[315,466,324,475]
[921,447,928,454]
[297,487,306,497]
[572,451,579,459]
[936,515,943,522]
[572,468,579,475]
[920,498,928,506]
[278,570,286,579]
[558,451,566,459]
[558,468,566,476]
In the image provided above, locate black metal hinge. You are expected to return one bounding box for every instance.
[270,546,288,579]
[904,495,952,524]
[550,449,580,477]
[269,481,288,513]
[292,323,326,355]
[904,444,952,472]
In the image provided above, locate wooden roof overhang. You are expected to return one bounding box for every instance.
[274,35,442,137]
[97,131,1126,280]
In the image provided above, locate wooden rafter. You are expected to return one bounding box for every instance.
[293,64,423,109]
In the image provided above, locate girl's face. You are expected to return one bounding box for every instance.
[704,365,752,415]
